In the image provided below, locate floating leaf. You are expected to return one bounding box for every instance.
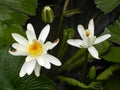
[105,17,120,45]
[0,5,12,21]
[21,0,37,15]
[0,0,37,23]
[0,0,38,47]
[95,41,110,56]
[102,47,120,63]
[102,73,120,90]
[88,41,110,60]
[94,0,120,13]
[3,12,28,25]
[57,76,100,89]
[0,24,25,46]
[96,64,120,80]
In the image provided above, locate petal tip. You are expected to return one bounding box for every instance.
[108,34,111,38]
[27,23,33,28]
[19,72,25,77]
[27,23,35,32]
[57,61,62,66]
[27,23,32,26]
[67,39,70,44]
[77,24,84,29]
[89,19,94,24]
[8,48,16,55]
[35,74,40,77]
[54,60,62,66]
[45,24,50,30]
[54,38,59,43]
[11,33,16,37]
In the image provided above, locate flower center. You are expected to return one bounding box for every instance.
[85,30,90,37]
[28,41,43,56]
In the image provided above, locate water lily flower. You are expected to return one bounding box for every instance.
[9,23,61,77]
[67,19,111,59]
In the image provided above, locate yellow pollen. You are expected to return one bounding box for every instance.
[85,30,90,37]
[28,41,43,56]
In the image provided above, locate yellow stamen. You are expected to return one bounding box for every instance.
[85,30,90,37]
[28,41,43,56]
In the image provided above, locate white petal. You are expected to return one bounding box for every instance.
[43,60,51,69]
[34,62,41,77]
[9,49,27,56]
[25,55,33,62]
[37,57,45,66]
[88,19,94,36]
[44,60,51,69]
[43,42,52,51]
[88,46,100,59]
[94,34,111,44]
[44,38,59,51]
[37,56,51,69]
[38,24,50,43]
[26,23,37,43]
[27,23,35,33]
[26,60,36,75]
[41,55,51,69]
[78,25,85,39]
[12,33,28,45]
[12,43,27,52]
[49,38,59,49]
[67,39,83,48]
[44,54,62,66]
[19,62,27,77]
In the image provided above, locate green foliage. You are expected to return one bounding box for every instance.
[0,47,55,90]
[93,41,110,60]
[57,76,100,89]
[102,47,120,63]
[0,23,26,46]
[63,28,75,39]
[63,9,81,17]
[0,0,37,46]
[105,17,120,45]
[0,0,37,21]
[102,73,120,90]
[0,0,120,89]
[87,41,110,60]
[59,41,110,72]
[57,28,75,59]
[95,41,110,55]
[94,0,120,13]
[96,64,120,80]
[89,66,96,79]
[58,48,85,72]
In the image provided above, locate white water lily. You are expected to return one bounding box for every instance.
[9,23,61,77]
[67,19,111,59]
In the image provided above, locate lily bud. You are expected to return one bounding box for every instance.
[41,6,54,23]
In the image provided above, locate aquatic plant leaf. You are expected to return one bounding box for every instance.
[94,0,120,13]
[96,64,120,80]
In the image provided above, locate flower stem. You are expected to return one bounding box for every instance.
[58,49,85,72]
[80,49,88,82]
[58,0,70,36]
[57,33,67,59]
